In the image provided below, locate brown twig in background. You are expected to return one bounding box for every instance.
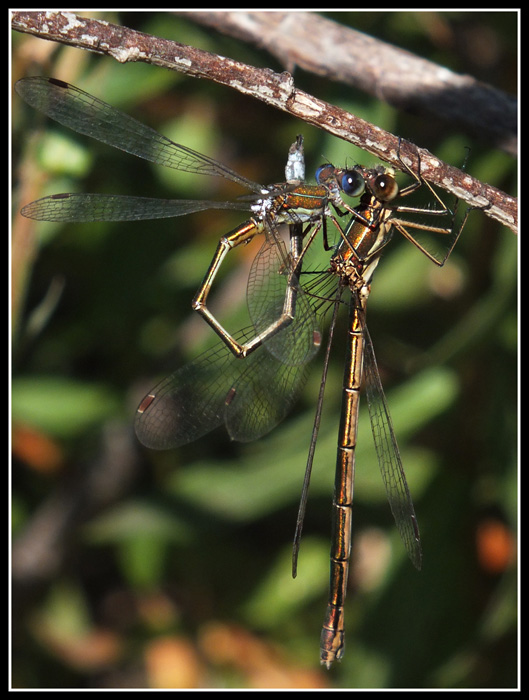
[185,11,517,157]
[11,10,517,233]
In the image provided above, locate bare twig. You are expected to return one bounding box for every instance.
[12,10,517,233]
[185,11,517,157]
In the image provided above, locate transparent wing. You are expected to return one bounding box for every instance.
[15,77,264,192]
[20,193,252,222]
[246,226,321,367]
[134,326,313,450]
[224,342,312,442]
[363,325,423,570]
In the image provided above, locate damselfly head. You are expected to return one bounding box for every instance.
[363,166,400,203]
[315,164,366,199]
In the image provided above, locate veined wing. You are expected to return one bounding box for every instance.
[20,193,253,222]
[363,323,423,570]
[15,77,264,192]
[135,326,313,450]
[246,224,322,367]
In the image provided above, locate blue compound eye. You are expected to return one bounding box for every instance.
[315,164,333,184]
[341,170,365,197]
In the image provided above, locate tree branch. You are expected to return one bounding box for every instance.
[185,11,517,158]
[12,10,517,233]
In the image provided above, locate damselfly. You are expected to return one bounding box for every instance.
[15,77,364,368]
[298,156,469,666]
[16,77,469,667]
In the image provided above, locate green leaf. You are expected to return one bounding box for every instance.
[12,376,119,438]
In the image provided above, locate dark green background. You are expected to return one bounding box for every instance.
[12,11,517,689]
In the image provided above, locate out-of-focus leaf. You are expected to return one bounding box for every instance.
[12,377,119,438]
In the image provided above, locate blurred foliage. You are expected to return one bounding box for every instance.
[11,11,517,690]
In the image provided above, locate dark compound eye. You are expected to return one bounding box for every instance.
[371,173,399,201]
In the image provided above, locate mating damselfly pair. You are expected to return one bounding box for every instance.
[16,77,470,667]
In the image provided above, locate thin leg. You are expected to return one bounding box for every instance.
[192,220,313,358]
